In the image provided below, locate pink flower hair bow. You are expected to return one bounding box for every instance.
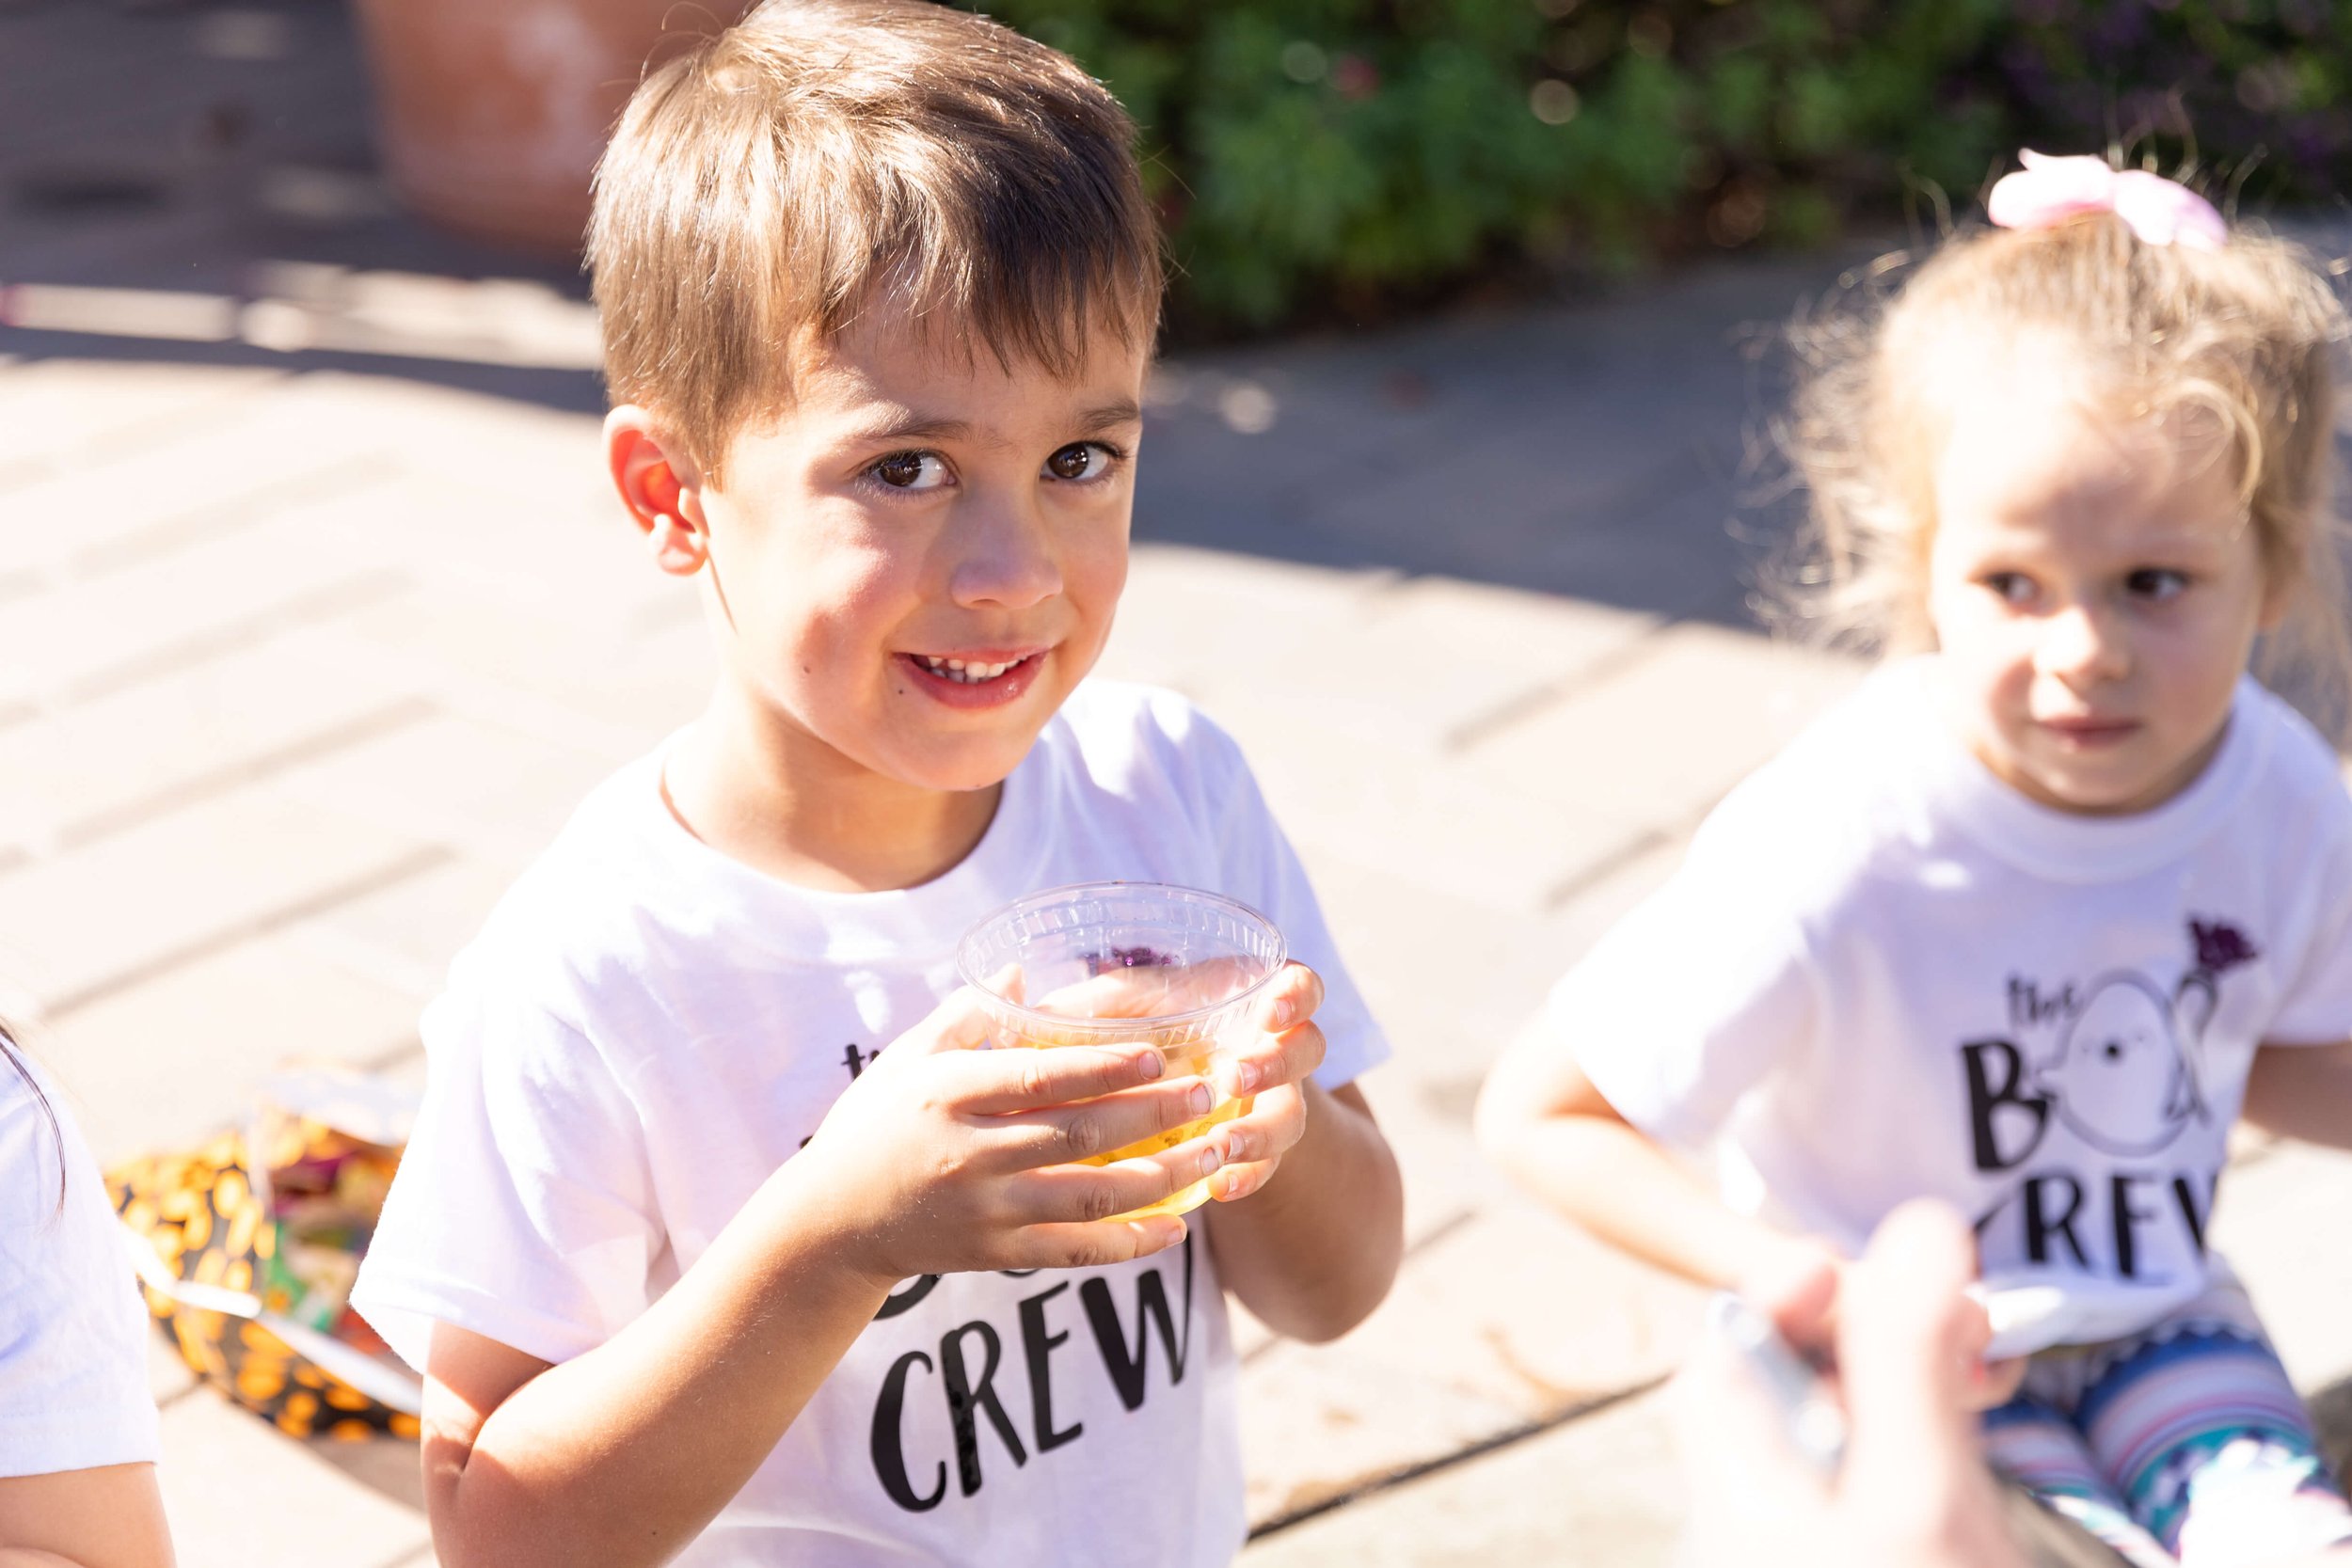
[1986,150,2228,250]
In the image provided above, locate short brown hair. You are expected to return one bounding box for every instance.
[1783,206,2352,736]
[589,0,1163,481]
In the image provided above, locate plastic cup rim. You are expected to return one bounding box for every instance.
[954,879,1289,1035]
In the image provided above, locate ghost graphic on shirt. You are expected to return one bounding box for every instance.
[2036,972,2213,1157]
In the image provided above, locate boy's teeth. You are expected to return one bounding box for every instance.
[918,655,1021,683]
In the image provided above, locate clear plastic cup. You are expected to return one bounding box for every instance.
[956,882,1288,1219]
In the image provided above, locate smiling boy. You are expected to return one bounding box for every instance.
[347,5,1403,1566]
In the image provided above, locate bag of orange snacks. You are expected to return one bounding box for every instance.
[107,1067,422,1441]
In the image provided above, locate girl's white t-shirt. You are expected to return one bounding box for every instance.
[0,1053,160,1476]
[1553,657,2352,1354]
[353,681,1390,1568]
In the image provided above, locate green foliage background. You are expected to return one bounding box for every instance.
[967,1,2352,335]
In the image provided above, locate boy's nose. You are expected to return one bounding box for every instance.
[2035,602,2128,684]
[946,497,1063,610]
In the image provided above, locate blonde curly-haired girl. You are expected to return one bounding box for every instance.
[1484,153,2352,1567]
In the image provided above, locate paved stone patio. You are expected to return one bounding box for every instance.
[7,5,2352,1566]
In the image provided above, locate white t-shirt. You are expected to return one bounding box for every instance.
[0,1051,160,1477]
[353,681,1389,1567]
[1552,657,2352,1354]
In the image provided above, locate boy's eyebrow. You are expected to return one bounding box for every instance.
[846,398,1144,449]
[1073,397,1143,434]
[847,411,977,446]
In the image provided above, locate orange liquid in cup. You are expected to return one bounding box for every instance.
[1004,1032,1253,1219]
[960,884,1287,1224]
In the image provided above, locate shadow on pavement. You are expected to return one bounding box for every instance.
[0,0,604,408]
[0,0,1858,634]
[310,1433,426,1514]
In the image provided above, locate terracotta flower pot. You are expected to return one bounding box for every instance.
[350,0,750,256]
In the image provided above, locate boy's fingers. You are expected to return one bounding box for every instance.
[1034,957,1270,1022]
[1006,1215,1188,1272]
[977,1075,1220,1169]
[1255,962,1324,1034]
[950,1041,1168,1114]
[1029,969,1174,1020]
[1010,1138,1224,1225]
[1207,1155,1281,1202]
[1199,1084,1306,1201]
[1206,1082,1306,1169]
[1216,1020,1326,1098]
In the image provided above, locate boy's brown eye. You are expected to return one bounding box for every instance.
[1045,443,1106,482]
[874,452,927,488]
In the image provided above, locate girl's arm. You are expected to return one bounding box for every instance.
[2242,1039,2352,1148]
[1474,1020,1831,1292]
[0,1463,175,1568]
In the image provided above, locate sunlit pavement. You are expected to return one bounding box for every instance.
[7,6,2352,1564]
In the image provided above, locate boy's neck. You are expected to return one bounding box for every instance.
[662,694,1003,895]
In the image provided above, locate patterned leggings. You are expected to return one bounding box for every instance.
[1982,1281,2352,1568]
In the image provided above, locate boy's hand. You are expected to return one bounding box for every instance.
[1202,962,1328,1204]
[798,987,1226,1284]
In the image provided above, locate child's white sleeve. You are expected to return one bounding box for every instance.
[352,987,660,1375]
[1198,721,1392,1089]
[0,1069,159,1478]
[2265,817,2352,1045]
[1543,841,1819,1151]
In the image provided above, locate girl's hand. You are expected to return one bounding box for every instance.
[1202,963,1328,1204]
[798,988,1229,1284]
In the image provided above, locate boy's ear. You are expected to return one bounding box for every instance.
[604,405,710,578]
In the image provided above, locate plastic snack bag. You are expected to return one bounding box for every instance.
[107,1066,422,1440]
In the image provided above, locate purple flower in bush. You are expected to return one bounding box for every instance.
[2189,918,2259,976]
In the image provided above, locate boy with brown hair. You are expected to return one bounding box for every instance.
[348,4,1406,1565]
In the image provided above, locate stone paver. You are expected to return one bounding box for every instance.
[0,515,410,706]
[284,856,529,1001]
[0,395,395,585]
[1460,619,1864,830]
[0,784,437,1015]
[1241,1196,1704,1528]
[0,361,285,490]
[268,710,631,863]
[1241,1385,1685,1568]
[44,932,428,1168]
[155,1398,436,1568]
[2210,1143,2352,1392]
[1216,690,1663,916]
[0,626,425,857]
[8,7,2352,1564]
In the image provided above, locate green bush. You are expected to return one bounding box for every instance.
[969,2,2347,336]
